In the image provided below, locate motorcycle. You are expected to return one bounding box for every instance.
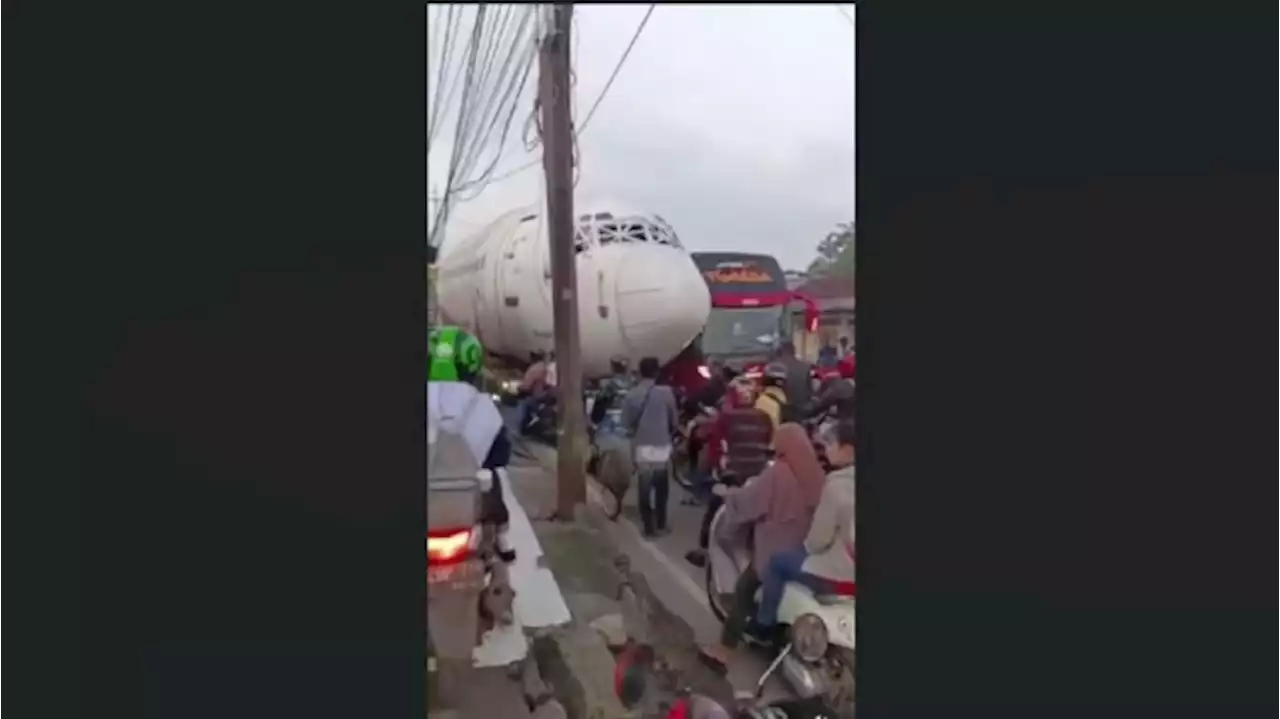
[799,412,838,473]
[585,389,630,521]
[426,422,517,709]
[671,404,719,493]
[521,394,559,444]
[490,377,524,407]
[704,485,856,717]
[612,555,842,719]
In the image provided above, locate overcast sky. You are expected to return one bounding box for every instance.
[428,4,855,272]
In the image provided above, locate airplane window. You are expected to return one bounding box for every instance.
[598,223,618,246]
[572,216,684,251]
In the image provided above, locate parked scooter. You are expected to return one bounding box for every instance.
[704,489,856,717]
[426,422,517,708]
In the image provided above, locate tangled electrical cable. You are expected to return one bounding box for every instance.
[428,5,542,245]
[450,4,652,196]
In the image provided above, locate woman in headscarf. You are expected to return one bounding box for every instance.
[698,422,827,668]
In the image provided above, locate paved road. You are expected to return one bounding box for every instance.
[504,421,790,701]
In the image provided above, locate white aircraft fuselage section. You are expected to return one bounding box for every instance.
[436,205,711,378]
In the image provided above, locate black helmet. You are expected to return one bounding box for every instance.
[763,362,787,381]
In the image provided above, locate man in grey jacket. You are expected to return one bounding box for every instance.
[621,356,680,538]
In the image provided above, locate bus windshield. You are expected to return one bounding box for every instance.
[699,306,784,357]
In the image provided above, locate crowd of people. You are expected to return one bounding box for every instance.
[428,325,856,679]
[581,342,856,671]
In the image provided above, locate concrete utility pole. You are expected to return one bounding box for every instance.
[538,4,586,519]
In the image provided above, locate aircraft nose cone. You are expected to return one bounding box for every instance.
[615,245,711,361]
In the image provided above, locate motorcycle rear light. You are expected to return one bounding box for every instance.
[426,525,479,565]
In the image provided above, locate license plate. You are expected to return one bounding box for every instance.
[428,559,484,592]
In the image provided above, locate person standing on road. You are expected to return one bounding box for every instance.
[621,356,680,539]
[753,419,856,640]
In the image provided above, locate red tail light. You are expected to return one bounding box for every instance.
[427,526,478,565]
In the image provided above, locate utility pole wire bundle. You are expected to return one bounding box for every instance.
[427,4,541,248]
[460,3,656,194]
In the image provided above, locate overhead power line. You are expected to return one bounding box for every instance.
[429,5,541,248]
[461,3,657,192]
[578,3,654,134]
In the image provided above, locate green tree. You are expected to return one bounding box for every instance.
[807,221,855,279]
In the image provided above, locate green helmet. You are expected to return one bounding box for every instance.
[428,326,484,382]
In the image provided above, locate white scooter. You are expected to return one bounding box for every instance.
[704,489,856,716]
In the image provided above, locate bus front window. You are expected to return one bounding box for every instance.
[699,306,784,357]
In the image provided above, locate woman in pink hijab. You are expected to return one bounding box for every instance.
[698,422,826,667]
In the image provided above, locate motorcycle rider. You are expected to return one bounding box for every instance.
[698,422,827,668]
[754,362,790,432]
[685,379,774,568]
[545,350,559,389]
[427,326,517,563]
[773,341,814,421]
[678,361,734,497]
[805,354,855,422]
[686,360,732,416]
[517,350,551,433]
[753,419,856,641]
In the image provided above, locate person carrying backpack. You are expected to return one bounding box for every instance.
[754,362,791,433]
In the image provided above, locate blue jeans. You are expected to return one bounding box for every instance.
[688,467,714,500]
[516,397,535,432]
[756,548,838,627]
[635,464,670,535]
